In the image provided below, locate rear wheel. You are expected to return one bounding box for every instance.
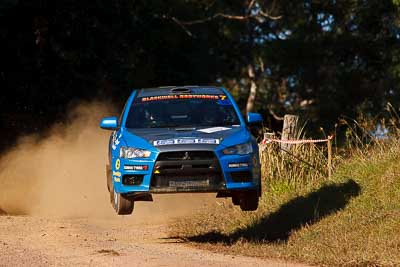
[240,191,259,211]
[232,196,240,206]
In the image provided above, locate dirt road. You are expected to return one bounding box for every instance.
[0,103,309,266]
[0,206,306,267]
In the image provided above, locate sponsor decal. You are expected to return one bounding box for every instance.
[228,162,249,168]
[112,132,122,150]
[197,127,231,134]
[115,159,120,170]
[113,171,121,177]
[114,177,121,182]
[141,94,224,102]
[217,95,232,106]
[124,165,148,171]
[153,138,220,146]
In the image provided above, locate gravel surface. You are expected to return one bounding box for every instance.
[0,215,310,267]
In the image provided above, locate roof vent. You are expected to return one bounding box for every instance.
[170,87,192,94]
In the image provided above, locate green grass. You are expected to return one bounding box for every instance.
[170,138,400,266]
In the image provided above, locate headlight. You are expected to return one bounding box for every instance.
[120,147,151,158]
[223,142,253,155]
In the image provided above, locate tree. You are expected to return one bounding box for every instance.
[1,0,399,145]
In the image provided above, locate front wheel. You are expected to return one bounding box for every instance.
[240,191,259,211]
[111,183,134,215]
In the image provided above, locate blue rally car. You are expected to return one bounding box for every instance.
[100,86,263,215]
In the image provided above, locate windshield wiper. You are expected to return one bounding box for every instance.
[154,124,196,129]
[175,127,196,131]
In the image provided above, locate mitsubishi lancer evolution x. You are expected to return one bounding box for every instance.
[100,86,263,215]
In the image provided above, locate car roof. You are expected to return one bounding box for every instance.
[136,86,225,97]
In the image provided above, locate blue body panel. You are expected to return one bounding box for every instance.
[105,87,261,195]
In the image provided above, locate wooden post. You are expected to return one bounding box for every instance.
[327,137,332,179]
[281,114,299,152]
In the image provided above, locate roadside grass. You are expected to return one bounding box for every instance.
[170,135,400,266]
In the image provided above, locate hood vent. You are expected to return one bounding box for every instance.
[170,87,192,94]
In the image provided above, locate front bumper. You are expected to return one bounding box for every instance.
[112,150,259,195]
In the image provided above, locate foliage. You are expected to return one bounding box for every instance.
[261,141,329,188]
[1,0,400,144]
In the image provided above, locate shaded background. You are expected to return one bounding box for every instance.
[1,0,400,151]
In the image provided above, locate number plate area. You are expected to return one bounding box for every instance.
[151,174,225,192]
[168,179,210,188]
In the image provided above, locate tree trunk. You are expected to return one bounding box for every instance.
[246,64,257,113]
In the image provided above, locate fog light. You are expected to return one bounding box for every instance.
[228,162,249,168]
[123,175,144,185]
[124,165,148,171]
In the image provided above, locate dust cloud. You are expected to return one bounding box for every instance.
[0,101,217,220]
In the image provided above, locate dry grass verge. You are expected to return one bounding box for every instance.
[170,137,400,266]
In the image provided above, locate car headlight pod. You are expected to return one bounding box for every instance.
[120,146,151,158]
[222,142,253,155]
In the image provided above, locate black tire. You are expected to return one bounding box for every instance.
[107,166,113,203]
[112,184,134,215]
[109,184,114,204]
[106,165,111,192]
[240,191,259,211]
[232,196,240,206]
[113,189,134,215]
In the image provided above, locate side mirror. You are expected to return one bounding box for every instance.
[100,117,118,130]
[247,112,263,124]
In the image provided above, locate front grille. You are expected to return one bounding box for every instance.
[153,151,220,174]
[157,151,215,161]
[150,151,225,191]
[230,171,252,182]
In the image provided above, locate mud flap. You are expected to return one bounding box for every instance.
[132,193,153,202]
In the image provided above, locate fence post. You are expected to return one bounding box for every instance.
[327,136,332,179]
[281,114,299,152]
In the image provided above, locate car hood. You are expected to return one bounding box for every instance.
[124,126,250,151]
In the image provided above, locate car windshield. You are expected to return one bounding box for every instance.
[125,94,241,128]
